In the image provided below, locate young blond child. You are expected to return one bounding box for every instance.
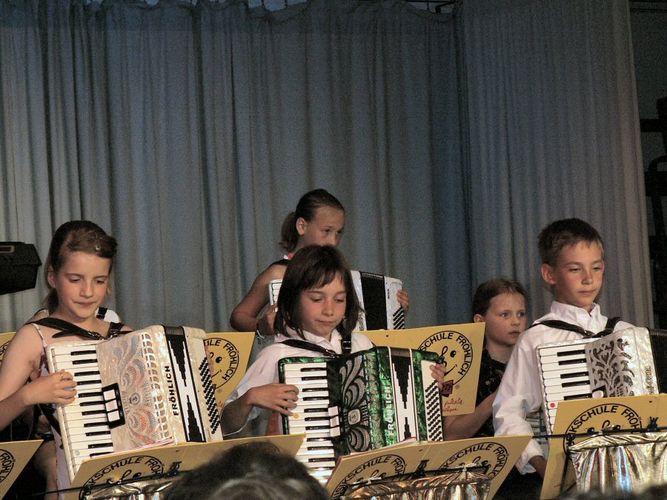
[0,220,131,496]
[493,218,634,478]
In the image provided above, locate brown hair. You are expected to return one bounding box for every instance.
[274,245,361,338]
[538,218,604,266]
[472,278,527,316]
[279,189,345,252]
[44,220,117,312]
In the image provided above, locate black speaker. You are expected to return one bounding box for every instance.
[0,242,42,295]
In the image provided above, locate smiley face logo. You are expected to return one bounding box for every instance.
[439,344,459,377]
[419,330,474,386]
[204,338,240,390]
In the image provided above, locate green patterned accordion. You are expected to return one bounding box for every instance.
[278,347,444,482]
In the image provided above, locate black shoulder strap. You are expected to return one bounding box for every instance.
[341,335,352,355]
[597,317,621,337]
[108,322,125,338]
[30,317,126,340]
[37,403,61,436]
[530,319,592,336]
[280,339,340,357]
[30,318,105,340]
[96,306,108,319]
[531,317,622,339]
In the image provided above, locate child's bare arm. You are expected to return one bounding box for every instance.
[221,383,299,434]
[529,456,547,477]
[0,371,76,430]
[230,264,284,334]
[23,371,76,406]
[444,391,495,440]
[397,288,410,313]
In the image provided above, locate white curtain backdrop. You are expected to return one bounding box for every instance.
[0,0,465,331]
[461,0,651,325]
[0,0,652,333]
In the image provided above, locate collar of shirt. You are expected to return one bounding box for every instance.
[276,327,343,355]
[548,301,606,331]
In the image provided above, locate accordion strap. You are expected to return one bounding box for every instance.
[37,402,61,437]
[30,317,125,340]
[280,338,351,357]
[531,317,621,338]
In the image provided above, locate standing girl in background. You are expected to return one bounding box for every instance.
[0,220,130,497]
[230,189,347,337]
[229,188,409,338]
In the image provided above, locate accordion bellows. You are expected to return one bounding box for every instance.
[585,327,667,397]
[97,331,172,447]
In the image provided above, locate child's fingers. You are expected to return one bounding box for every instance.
[57,391,76,403]
[283,384,299,396]
[55,371,76,390]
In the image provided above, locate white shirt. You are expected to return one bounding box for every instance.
[226,328,374,434]
[492,301,633,473]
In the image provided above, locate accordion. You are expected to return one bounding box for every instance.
[46,325,223,482]
[537,327,666,434]
[269,270,405,330]
[278,347,444,483]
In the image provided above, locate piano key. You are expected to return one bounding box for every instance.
[298,447,336,457]
[282,363,327,371]
[67,433,112,446]
[291,410,331,419]
[539,357,586,369]
[542,375,590,387]
[302,458,336,467]
[70,444,115,458]
[303,444,335,452]
[282,378,328,388]
[544,384,591,397]
[303,430,333,440]
[541,366,590,379]
[287,422,333,431]
[59,414,109,427]
[62,403,108,415]
[66,424,110,436]
[68,374,101,384]
[300,391,329,397]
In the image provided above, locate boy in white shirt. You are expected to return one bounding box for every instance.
[493,218,633,480]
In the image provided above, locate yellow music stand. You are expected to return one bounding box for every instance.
[363,323,485,415]
[0,331,15,367]
[540,394,665,499]
[205,332,255,408]
[62,433,304,500]
[326,435,530,499]
[0,439,43,498]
